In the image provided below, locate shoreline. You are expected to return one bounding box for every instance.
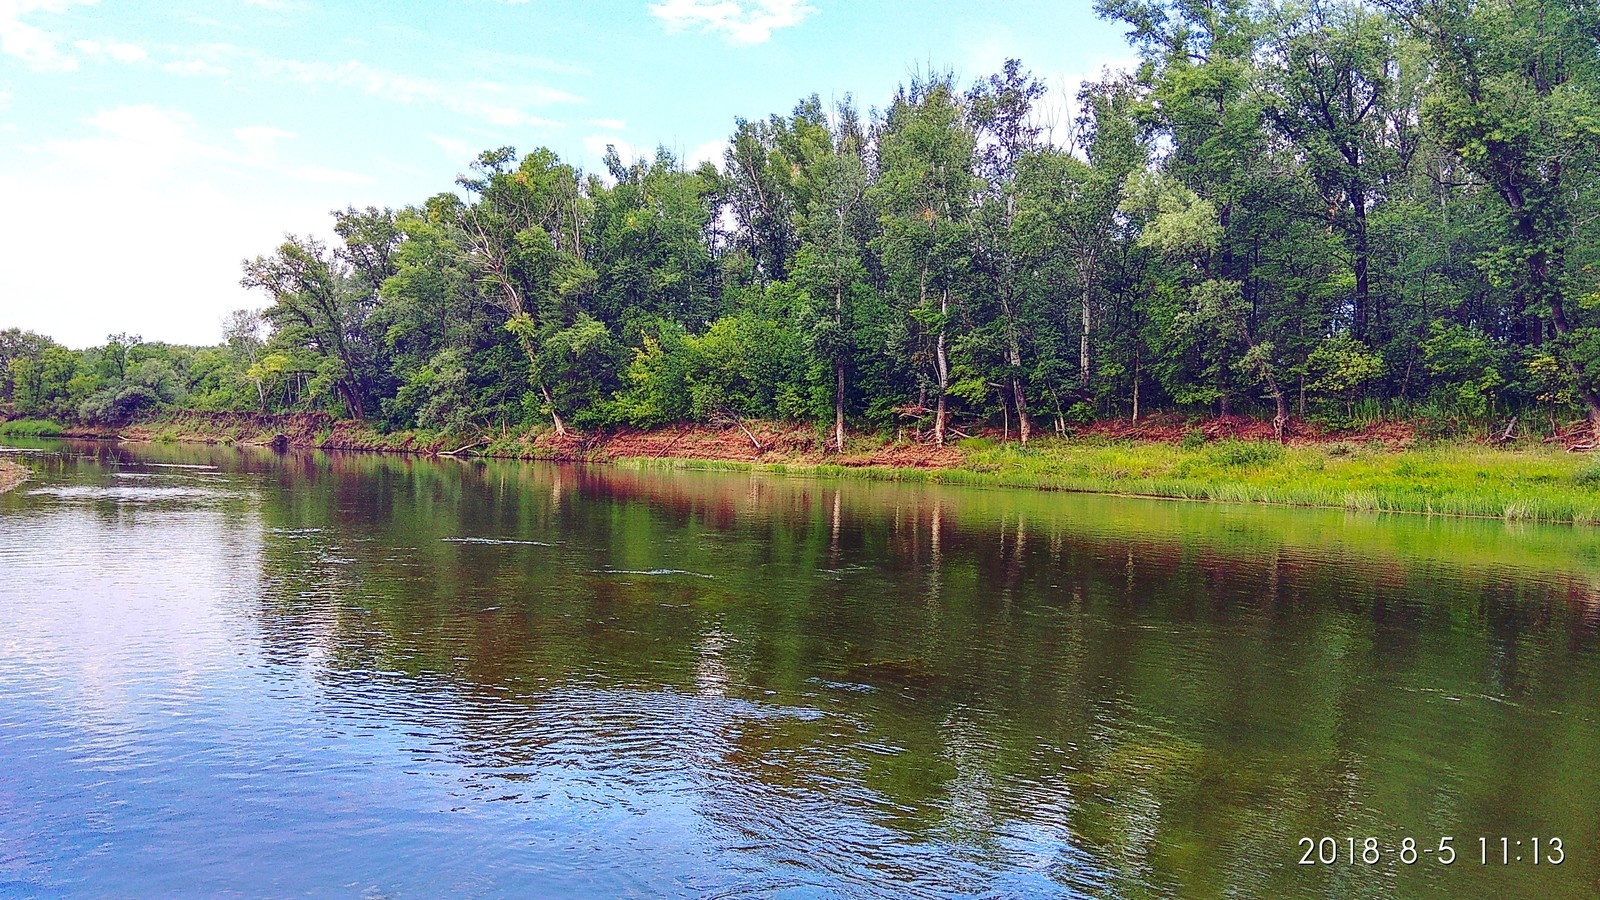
[0,459,28,494]
[7,411,1600,525]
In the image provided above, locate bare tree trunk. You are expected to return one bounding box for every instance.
[1079,279,1092,400]
[539,382,567,437]
[934,289,950,447]
[1012,376,1030,444]
[1131,347,1140,424]
[834,283,846,452]
[834,361,846,452]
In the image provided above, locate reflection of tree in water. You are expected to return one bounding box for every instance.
[220,448,1600,897]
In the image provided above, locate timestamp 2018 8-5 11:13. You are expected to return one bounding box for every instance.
[1297,837,1564,866]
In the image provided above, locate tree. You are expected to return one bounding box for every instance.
[453,147,594,435]
[243,237,374,418]
[873,73,978,446]
[1264,0,1418,345]
[1392,0,1600,436]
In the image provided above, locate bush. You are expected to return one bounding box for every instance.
[1180,430,1208,450]
[1573,458,1600,487]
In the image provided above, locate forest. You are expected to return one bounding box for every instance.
[3,0,1598,447]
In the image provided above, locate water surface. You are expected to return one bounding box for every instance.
[2,440,1598,897]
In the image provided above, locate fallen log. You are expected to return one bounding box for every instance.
[440,437,488,456]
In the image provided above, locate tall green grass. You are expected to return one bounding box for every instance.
[614,438,1600,525]
[0,419,65,437]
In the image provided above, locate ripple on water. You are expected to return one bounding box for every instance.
[442,537,553,546]
[27,485,240,502]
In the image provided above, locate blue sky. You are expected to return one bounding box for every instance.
[1,0,1133,347]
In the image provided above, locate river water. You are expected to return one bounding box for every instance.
[1,439,1597,897]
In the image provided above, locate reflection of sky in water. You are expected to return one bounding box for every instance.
[0,453,1079,897]
[2,442,1598,897]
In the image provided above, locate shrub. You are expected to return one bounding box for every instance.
[0,418,65,436]
[1573,458,1600,487]
[1210,439,1285,468]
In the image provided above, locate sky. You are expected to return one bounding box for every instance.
[0,0,1134,348]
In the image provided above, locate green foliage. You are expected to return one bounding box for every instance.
[1573,458,1600,488]
[1422,322,1505,417]
[1207,439,1285,468]
[0,418,65,436]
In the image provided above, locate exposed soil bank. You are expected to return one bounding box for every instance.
[77,411,964,468]
[0,459,28,494]
[35,410,1600,524]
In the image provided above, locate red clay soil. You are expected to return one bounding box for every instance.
[1076,412,1416,449]
[45,409,1442,465]
[525,422,965,469]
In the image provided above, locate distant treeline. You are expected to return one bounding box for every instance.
[3,0,1598,444]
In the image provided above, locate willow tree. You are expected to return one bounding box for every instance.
[242,237,374,419]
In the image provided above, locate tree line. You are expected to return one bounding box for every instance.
[3,0,1597,444]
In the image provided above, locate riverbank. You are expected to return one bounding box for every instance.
[0,459,28,494]
[14,410,1600,524]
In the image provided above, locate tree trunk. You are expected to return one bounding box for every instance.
[1512,184,1600,439]
[834,282,846,452]
[1351,186,1371,344]
[540,382,567,437]
[1547,284,1600,439]
[933,289,950,447]
[1012,376,1030,444]
[834,361,846,452]
[1079,279,1092,400]
[1131,348,1140,423]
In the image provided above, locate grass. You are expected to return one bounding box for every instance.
[613,437,1600,525]
[0,418,66,437]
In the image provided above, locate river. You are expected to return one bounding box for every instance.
[2,439,1597,897]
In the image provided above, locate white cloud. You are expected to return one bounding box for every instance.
[583,133,646,163]
[285,163,376,185]
[72,37,147,63]
[963,34,1140,150]
[585,117,626,131]
[430,134,475,161]
[0,90,11,110]
[0,0,98,71]
[160,58,229,77]
[648,0,815,45]
[241,52,578,128]
[233,124,295,162]
[683,138,725,168]
[0,106,379,345]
